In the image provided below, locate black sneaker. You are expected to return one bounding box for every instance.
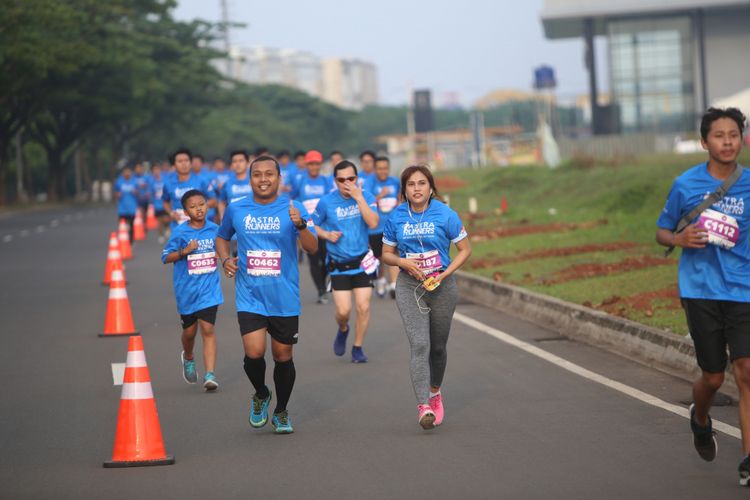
[739,455,750,486]
[689,403,717,462]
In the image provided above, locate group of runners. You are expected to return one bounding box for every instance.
[114,147,473,433]
[116,106,750,486]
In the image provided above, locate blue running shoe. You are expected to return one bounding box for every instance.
[351,346,368,363]
[203,372,218,391]
[272,410,294,434]
[181,351,197,384]
[248,389,272,428]
[333,325,349,356]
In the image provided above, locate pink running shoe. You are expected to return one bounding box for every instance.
[418,404,435,430]
[430,393,444,426]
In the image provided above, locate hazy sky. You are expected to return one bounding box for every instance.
[174,0,601,107]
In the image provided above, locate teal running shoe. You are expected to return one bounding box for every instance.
[203,372,218,391]
[248,389,272,428]
[272,410,294,434]
[181,351,197,384]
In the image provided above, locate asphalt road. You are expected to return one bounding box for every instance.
[0,205,747,499]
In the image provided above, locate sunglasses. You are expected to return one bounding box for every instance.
[335,176,357,183]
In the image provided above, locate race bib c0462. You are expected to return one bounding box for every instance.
[698,208,739,250]
[187,252,217,275]
[246,250,281,277]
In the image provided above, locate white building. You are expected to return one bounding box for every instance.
[223,47,378,110]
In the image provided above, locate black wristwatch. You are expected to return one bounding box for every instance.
[295,218,308,230]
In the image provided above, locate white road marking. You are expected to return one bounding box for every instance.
[453,312,742,440]
[35,225,45,233]
[20,230,29,237]
[50,219,59,227]
[111,363,126,386]
[2,235,12,243]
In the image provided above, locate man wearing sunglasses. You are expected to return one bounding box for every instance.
[312,160,380,363]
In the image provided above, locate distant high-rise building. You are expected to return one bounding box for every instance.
[221,46,378,110]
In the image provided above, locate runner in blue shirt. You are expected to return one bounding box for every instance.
[364,155,401,298]
[293,150,334,303]
[133,163,152,218]
[382,164,471,430]
[312,160,379,363]
[162,189,223,391]
[218,150,253,221]
[114,166,139,242]
[212,157,232,193]
[655,107,750,484]
[191,154,217,222]
[149,163,169,244]
[357,150,376,188]
[162,148,216,229]
[278,150,298,196]
[216,155,318,434]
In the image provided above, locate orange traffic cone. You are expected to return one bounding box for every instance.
[103,336,174,468]
[146,204,158,231]
[100,270,138,337]
[118,219,133,260]
[133,209,146,241]
[103,232,123,285]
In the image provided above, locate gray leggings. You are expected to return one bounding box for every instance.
[395,272,458,404]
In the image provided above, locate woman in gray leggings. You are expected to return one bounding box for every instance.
[382,165,471,430]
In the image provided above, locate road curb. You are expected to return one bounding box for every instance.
[455,271,739,396]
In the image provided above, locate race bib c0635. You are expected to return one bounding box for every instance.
[698,208,739,250]
[406,249,442,274]
[246,250,281,277]
[187,252,217,275]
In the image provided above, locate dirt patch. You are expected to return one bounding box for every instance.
[583,287,680,318]
[470,219,609,242]
[467,241,640,270]
[539,255,672,285]
[435,176,467,192]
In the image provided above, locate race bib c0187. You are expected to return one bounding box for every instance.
[698,208,739,250]
[405,249,442,274]
[246,250,281,277]
[187,252,217,275]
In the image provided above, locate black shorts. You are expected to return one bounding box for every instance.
[682,298,750,373]
[238,312,299,345]
[155,209,168,218]
[330,272,373,291]
[180,305,219,329]
[369,233,384,259]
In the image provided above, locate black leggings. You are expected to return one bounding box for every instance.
[308,239,328,294]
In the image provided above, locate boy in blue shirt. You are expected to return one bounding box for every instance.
[114,166,138,242]
[162,189,224,391]
[216,155,318,434]
[656,107,750,485]
[312,160,379,363]
[364,155,401,298]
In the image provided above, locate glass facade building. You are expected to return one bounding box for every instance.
[608,17,695,133]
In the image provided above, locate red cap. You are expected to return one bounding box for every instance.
[304,150,323,163]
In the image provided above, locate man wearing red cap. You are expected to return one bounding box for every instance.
[292,150,334,303]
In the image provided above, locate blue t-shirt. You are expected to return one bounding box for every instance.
[383,200,468,273]
[134,174,152,205]
[114,177,139,216]
[214,171,232,191]
[280,164,299,190]
[220,172,252,205]
[312,191,378,275]
[162,173,215,228]
[657,162,750,302]
[292,172,333,216]
[357,172,375,189]
[364,175,401,234]
[151,176,165,212]
[217,196,316,316]
[161,221,223,315]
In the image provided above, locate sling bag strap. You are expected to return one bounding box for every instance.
[664,164,743,257]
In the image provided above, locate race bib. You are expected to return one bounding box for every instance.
[360,249,380,275]
[302,198,320,215]
[246,250,281,277]
[174,208,190,225]
[378,197,398,213]
[698,208,740,250]
[187,252,217,275]
[406,249,442,274]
